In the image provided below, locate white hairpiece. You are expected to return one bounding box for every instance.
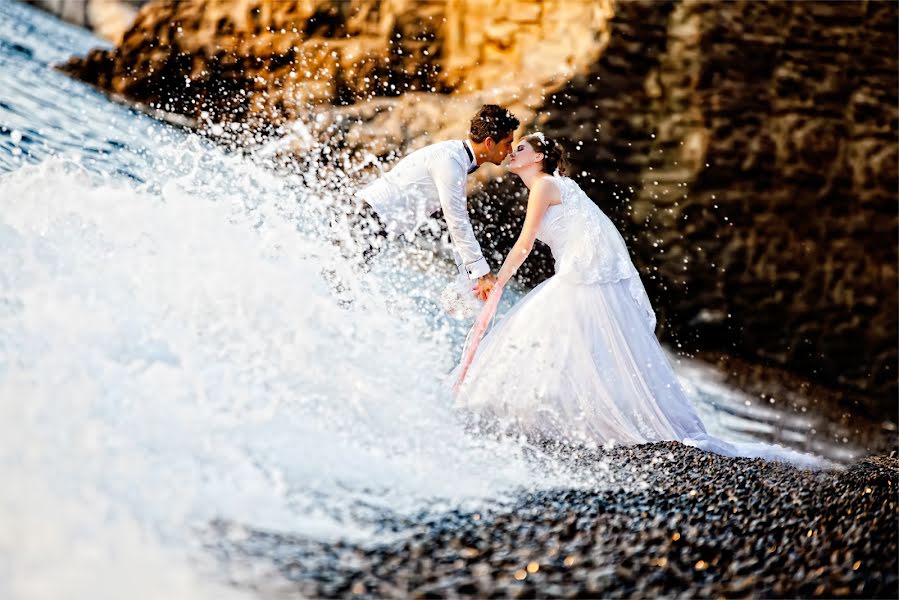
[530,131,547,144]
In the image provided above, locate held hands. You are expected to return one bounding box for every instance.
[473,272,498,301]
[455,274,505,393]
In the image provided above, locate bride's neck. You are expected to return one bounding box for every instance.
[519,168,549,189]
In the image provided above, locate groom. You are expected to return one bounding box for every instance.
[352,104,520,300]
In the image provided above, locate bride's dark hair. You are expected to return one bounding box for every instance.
[524,134,568,176]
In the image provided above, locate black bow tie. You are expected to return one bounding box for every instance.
[463,142,478,174]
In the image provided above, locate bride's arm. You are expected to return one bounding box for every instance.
[495,177,560,288]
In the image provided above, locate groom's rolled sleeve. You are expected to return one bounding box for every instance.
[432,158,490,280]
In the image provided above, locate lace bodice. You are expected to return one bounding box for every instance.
[536,175,657,328]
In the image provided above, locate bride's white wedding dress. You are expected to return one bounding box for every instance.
[455,175,825,468]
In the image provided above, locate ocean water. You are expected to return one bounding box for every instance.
[0,1,869,598]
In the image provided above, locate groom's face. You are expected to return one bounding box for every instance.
[485,133,515,165]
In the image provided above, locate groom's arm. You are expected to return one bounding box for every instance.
[431,159,490,280]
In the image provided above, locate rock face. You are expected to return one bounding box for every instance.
[60,0,611,125]
[31,0,143,42]
[538,0,898,406]
[59,0,898,409]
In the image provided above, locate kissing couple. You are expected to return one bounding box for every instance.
[349,104,824,468]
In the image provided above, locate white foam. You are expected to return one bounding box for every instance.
[0,151,582,597]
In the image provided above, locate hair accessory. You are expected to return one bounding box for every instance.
[530,131,547,144]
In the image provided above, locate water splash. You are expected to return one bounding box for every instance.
[0,147,591,597]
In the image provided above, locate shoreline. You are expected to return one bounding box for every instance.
[696,351,898,456]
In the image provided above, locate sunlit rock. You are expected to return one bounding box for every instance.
[31,0,142,42]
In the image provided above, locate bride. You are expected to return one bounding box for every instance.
[453,133,825,468]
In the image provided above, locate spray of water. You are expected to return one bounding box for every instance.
[0,131,600,598]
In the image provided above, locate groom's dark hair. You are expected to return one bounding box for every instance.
[469,105,520,143]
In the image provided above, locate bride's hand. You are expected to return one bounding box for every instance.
[473,273,497,301]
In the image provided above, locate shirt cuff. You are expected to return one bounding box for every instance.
[458,257,490,280]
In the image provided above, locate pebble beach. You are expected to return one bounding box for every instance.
[216,442,898,598]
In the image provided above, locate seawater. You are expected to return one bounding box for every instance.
[0,1,864,598]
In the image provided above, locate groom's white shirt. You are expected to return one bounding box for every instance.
[356,139,490,280]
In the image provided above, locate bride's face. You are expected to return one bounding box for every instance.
[508,139,543,174]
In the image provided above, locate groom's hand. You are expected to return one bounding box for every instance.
[474,273,497,301]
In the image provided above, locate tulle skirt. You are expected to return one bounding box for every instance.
[454,275,828,468]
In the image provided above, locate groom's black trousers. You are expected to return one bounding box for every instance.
[329,197,389,266]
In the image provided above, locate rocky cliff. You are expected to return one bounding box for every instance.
[59,0,898,408]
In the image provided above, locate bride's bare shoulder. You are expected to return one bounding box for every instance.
[530,175,562,205]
